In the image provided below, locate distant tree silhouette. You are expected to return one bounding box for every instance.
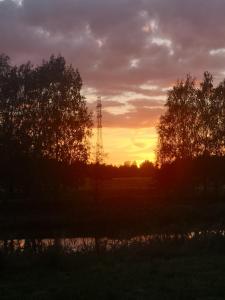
[139,160,155,176]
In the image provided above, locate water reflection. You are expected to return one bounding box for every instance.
[0,230,224,254]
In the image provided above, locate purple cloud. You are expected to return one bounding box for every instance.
[1,0,225,127]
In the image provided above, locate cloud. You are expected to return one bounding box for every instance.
[89,100,125,109]
[102,106,165,128]
[88,97,165,128]
[1,0,225,128]
[128,98,165,108]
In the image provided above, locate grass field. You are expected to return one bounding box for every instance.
[1,239,225,300]
[0,176,225,239]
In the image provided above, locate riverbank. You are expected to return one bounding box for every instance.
[1,235,225,299]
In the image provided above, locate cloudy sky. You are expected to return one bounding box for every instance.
[1,0,225,165]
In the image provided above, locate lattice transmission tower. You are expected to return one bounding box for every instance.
[96,96,103,164]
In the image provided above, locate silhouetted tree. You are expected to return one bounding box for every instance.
[157,75,197,164]
[156,72,225,196]
[0,54,92,200]
[157,72,225,165]
[32,55,92,163]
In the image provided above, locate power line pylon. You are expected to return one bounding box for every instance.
[96,96,103,164]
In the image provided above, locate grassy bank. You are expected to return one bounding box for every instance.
[2,254,225,299]
[1,234,225,299]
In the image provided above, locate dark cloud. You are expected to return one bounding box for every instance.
[1,0,225,127]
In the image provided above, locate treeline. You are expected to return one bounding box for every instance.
[87,160,155,179]
[0,54,92,201]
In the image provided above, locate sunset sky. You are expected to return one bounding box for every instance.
[1,0,225,165]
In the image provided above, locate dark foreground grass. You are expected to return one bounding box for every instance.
[1,239,225,300]
[1,254,225,299]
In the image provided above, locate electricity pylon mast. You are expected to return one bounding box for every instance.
[96,96,103,164]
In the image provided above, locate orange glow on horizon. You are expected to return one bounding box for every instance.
[91,127,157,166]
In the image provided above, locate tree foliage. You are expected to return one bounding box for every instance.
[0,54,92,164]
[157,72,225,165]
[0,54,92,199]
